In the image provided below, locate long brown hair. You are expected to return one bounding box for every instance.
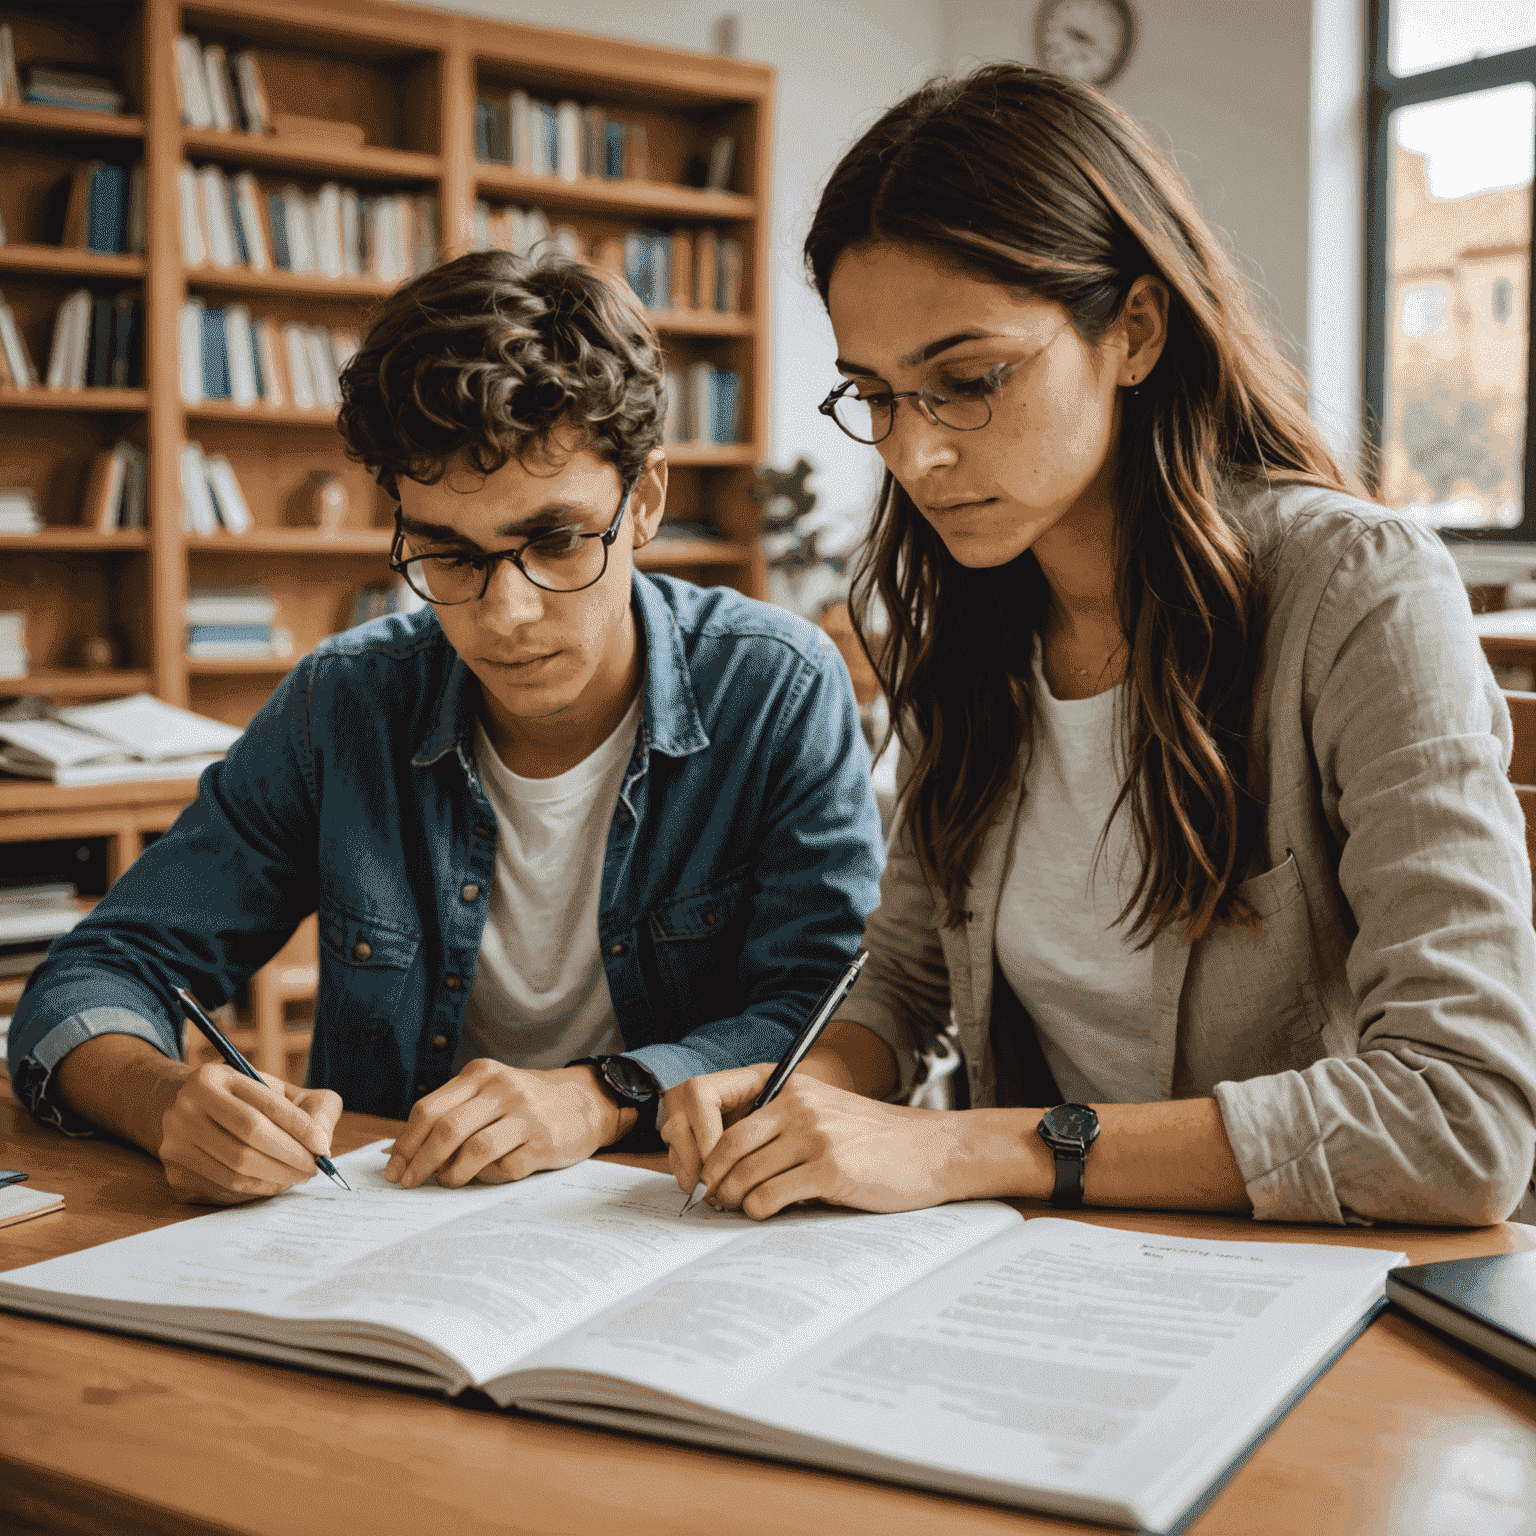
[806,65,1361,942]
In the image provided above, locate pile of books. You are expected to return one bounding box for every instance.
[43,288,142,391]
[173,34,268,133]
[178,442,254,537]
[664,363,743,447]
[614,228,743,315]
[53,159,147,256]
[178,164,437,285]
[0,488,40,535]
[183,585,289,662]
[0,290,37,388]
[0,694,242,787]
[0,884,85,989]
[0,612,25,679]
[18,62,124,115]
[82,440,148,531]
[179,299,358,413]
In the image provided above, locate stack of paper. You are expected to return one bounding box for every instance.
[0,883,84,979]
[0,693,241,786]
[0,488,40,534]
[0,611,25,678]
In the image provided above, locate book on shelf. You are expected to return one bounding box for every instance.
[0,292,37,388]
[176,34,268,134]
[474,93,653,184]
[39,288,142,392]
[693,227,718,313]
[44,287,91,390]
[0,25,18,108]
[203,451,254,535]
[179,441,253,536]
[179,300,349,412]
[532,99,558,177]
[185,585,279,627]
[56,160,141,256]
[0,1146,1406,1535]
[0,609,24,678]
[22,64,123,115]
[232,50,269,135]
[555,100,581,184]
[666,363,742,446]
[185,623,294,662]
[0,488,41,534]
[202,43,237,133]
[704,134,736,192]
[82,440,147,533]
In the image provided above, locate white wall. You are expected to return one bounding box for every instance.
[411,0,948,522]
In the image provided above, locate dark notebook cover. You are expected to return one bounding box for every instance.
[1386,1250,1536,1384]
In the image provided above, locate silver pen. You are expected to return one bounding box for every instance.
[680,952,867,1216]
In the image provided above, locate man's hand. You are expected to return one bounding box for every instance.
[661,1064,964,1219]
[158,1063,343,1205]
[383,1059,626,1188]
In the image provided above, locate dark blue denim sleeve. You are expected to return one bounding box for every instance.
[626,636,884,1090]
[8,657,322,1123]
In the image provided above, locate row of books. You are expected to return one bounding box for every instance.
[1,159,148,257]
[664,363,743,446]
[173,34,269,134]
[179,300,359,413]
[179,441,255,540]
[0,37,124,114]
[178,163,437,284]
[475,95,645,183]
[0,287,142,392]
[183,584,290,661]
[83,440,148,531]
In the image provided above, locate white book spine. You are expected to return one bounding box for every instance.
[176,162,205,266]
[509,90,531,171]
[202,43,234,132]
[204,454,253,534]
[340,188,362,277]
[179,443,218,536]
[179,299,203,404]
[282,324,316,410]
[173,35,213,129]
[315,183,344,280]
[0,301,35,388]
[225,303,257,407]
[196,166,237,268]
[555,101,581,183]
[234,174,270,271]
[45,289,85,391]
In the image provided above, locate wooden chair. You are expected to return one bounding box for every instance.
[1502,692,1536,883]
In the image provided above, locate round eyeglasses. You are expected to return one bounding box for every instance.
[390,491,630,605]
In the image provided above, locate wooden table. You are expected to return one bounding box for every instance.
[3,1089,1535,1536]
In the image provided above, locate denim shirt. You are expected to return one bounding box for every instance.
[10,573,884,1130]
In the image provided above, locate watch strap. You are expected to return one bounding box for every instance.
[1048,1145,1086,1208]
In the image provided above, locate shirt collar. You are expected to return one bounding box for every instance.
[410,571,709,770]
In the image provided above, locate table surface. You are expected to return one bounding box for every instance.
[3,1088,1536,1536]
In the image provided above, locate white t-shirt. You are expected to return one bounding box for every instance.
[453,692,643,1074]
[994,644,1158,1104]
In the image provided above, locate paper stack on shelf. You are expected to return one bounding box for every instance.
[0,883,85,982]
[0,694,241,786]
[22,64,123,115]
[184,584,291,662]
[0,611,26,678]
[0,488,40,535]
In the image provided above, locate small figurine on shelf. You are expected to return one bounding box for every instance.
[74,633,121,672]
[304,470,348,532]
[749,456,865,620]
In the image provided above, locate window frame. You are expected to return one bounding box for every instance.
[1364,0,1536,539]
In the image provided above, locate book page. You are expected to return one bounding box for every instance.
[736,1219,1402,1530]
[502,1197,1021,1407]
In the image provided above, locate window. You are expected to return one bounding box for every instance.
[1366,2,1536,537]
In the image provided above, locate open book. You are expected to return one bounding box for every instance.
[0,1145,1401,1532]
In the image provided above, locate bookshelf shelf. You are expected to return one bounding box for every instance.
[181,130,441,184]
[182,267,394,301]
[0,388,149,413]
[185,530,392,555]
[185,655,295,676]
[6,669,155,698]
[651,310,753,337]
[185,402,339,426]
[666,443,759,467]
[473,168,756,223]
[0,247,148,281]
[0,104,145,142]
[0,532,149,552]
[637,538,754,568]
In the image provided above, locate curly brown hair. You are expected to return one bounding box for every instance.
[336,249,666,498]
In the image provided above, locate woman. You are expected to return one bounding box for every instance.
[661,65,1536,1227]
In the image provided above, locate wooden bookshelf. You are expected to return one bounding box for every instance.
[0,0,773,1080]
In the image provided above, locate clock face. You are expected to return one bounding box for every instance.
[1034,0,1137,88]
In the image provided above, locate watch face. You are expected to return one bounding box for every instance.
[1043,1103,1099,1143]
[602,1057,657,1103]
[1034,0,1137,88]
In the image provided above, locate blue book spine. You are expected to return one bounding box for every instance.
[603,119,625,180]
[623,233,648,308]
[538,102,558,173]
[474,99,492,162]
[110,296,138,388]
[248,319,264,400]
[712,367,740,445]
[88,295,114,386]
[646,231,671,312]
[87,163,127,254]
[267,193,291,270]
[227,185,249,266]
[185,624,273,644]
[200,306,232,400]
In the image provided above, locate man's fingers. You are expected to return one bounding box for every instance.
[698,1100,787,1200]
[396,1097,505,1188]
[201,1076,320,1175]
[741,1163,825,1222]
[663,1114,704,1193]
[165,1117,306,1198]
[386,1078,479,1178]
[437,1117,530,1188]
[288,1084,344,1156]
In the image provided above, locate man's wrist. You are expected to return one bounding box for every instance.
[568,1063,639,1147]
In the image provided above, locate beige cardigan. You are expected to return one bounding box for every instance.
[839,482,1536,1226]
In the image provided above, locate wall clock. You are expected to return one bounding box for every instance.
[1033,0,1138,88]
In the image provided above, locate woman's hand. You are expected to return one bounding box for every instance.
[662,1064,966,1219]
[158,1063,343,1205]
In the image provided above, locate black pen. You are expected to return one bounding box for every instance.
[680,951,868,1216]
[174,987,351,1191]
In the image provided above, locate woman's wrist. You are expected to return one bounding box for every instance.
[934,1107,1055,1203]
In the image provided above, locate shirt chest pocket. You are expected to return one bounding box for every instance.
[644,869,749,1027]
[316,902,421,1041]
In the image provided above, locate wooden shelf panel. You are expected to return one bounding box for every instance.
[0,388,148,413]
[0,246,147,281]
[181,130,441,183]
[183,267,397,301]
[185,402,340,427]
[0,777,201,815]
[185,531,392,555]
[474,167,755,221]
[0,532,149,551]
[0,669,153,698]
[186,657,297,676]
[0,104,144,142]
[650,310,752,337]
[637,539,755,568]
[665,443,758,467]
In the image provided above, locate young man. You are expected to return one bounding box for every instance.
[9,251,883,1203]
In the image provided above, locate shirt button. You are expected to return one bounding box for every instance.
[444,973,462,990]
[703,911,716,926]
[352,940,372,961]
[610,941,627,956]
[432,1034,448,1049]
[473,825,491,838]
[415,1082,427,1095]
[461,883,479,902]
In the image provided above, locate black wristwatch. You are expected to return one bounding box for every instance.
[1035,1103,1100,1208]
[573,1054,661,1143]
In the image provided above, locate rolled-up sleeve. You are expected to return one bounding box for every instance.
[1215,516,1536,1225]
[836,748,954,1098]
